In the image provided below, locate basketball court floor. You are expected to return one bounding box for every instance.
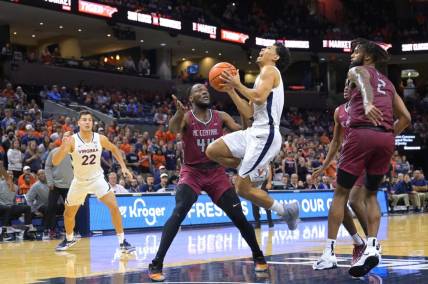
[1,213,427,283]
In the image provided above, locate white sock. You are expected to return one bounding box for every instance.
[66,233,74,242]
[325,239,336,254]
[117,232,125,244]
[367,237,378,248]
[269,200,285,215]
[351,233,364,246]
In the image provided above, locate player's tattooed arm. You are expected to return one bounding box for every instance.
[169,95,187,134]
[392,93,411,136]
[348,66,383,126]
[220,65,277,105]
[219,111,242,132]
[52,131,74,166]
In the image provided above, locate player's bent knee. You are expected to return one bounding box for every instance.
[235,177,251,198]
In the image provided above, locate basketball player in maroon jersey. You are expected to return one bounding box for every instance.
[314,38,411,277]
[312,84,369,270]
[148,84,268,282]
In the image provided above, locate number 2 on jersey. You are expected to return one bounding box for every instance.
[377,78,386,95]
[82,154,96,165]
[197,138,214,153]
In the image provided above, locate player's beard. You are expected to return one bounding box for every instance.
[349,57,363,68]
[195,101,210,109]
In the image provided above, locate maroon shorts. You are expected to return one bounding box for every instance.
[177,165,232,204]
[338,128,394,177]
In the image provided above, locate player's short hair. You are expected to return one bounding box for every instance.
[273,42,291,72]
[78,110,93,119]
[351,38,390,64]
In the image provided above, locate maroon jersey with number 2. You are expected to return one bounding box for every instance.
[338,66,395,179]
[178,109,232,203]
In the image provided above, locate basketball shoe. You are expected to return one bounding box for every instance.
[313,248,338,270]
[148,261,165,282]
[349,239,381,277]
[56,238,78,251]
[120,239,136,253]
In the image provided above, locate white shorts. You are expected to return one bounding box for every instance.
[66,176,111,206]
[222,126,282,178]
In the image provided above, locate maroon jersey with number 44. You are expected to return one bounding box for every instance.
[182,109,223,166]
[347,66,395,131]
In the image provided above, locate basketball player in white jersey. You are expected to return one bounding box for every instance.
[52,111,135,252]
[206,43,299,230]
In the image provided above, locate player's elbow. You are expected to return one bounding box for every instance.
[404,112,411,126]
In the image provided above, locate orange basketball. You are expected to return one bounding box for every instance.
[208,62,237,92]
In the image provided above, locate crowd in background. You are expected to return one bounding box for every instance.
[93,0,428,42]
[1,82,427,207]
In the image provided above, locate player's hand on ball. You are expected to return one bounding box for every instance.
[220,70,240,89]
[365,103,383,126]
[172,95,186,114]
[122,167,133,179]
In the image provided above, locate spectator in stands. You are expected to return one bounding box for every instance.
[26,169,49,216]
[7,139,23,180]
[47,85,61,102]
[288,173,299,190]
[123,56,136,73]
[1,83,15,98]
[108,172,128,194]
[389,174,410,212]
[138,144,151,173]
[138,54,151,75]
[164,142,177,173]
[154,173,169,192]
[1,109,16,129]
[282,154,296,176]
[152,149,166,172]
[394,174,422,212]
[154,108,167,125]
[296,157,309,182]
[24,140,42,172]
[0,170,36,241]
[126,144,140,174]
[320,176,333,190]
[153,165,167,185]
[305,174,317,189]
[141,174,156,192]
[17,166,37,194]
[412,170,427,209]
[281,174,289,189]
[101,144,114,173]
[128,178,142,193]
[120,137,132,155]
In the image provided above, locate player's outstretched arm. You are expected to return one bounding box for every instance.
[392,93,411,136]
[220,66,277,105]
[313,108,343,179]
[225,88,253,119]
[219,111,242,132]
[169,95,187,134]
[52,132,73,166]
[348,66,383,126]
[100,135,133,178]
